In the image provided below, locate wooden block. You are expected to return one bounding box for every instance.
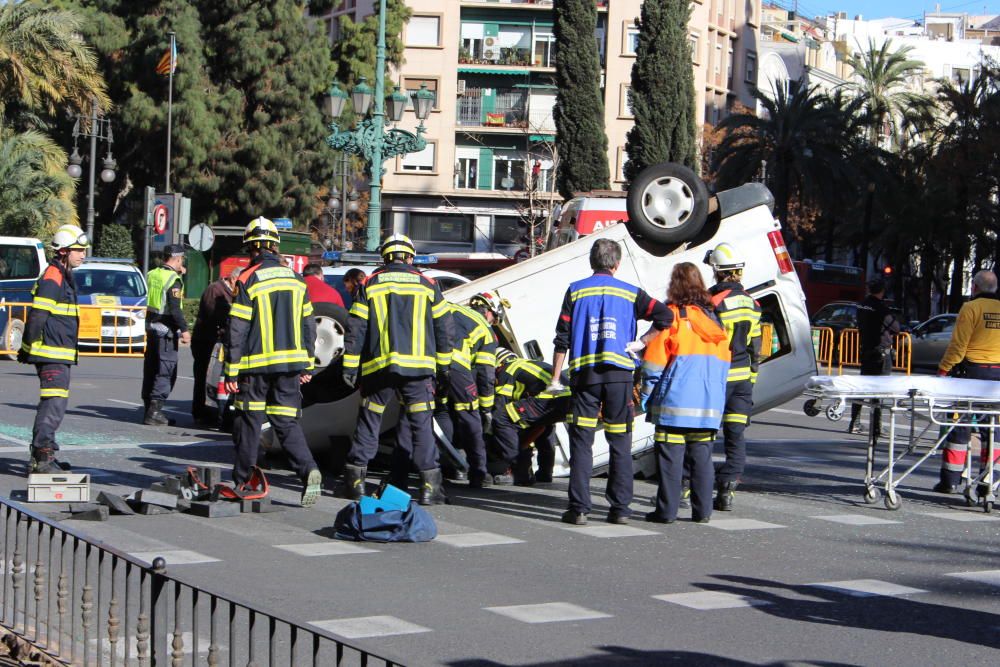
[137,503,173,516]
[187,501,240,518]
[252,498,282,513]
[97,492,135,515]
[135,490,177,509]
[69,505,108,522]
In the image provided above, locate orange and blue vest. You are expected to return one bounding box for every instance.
[21,261,79,365]
[640,304,731,430]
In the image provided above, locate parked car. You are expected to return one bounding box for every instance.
[73,259,147,352]
[908,313,957,372]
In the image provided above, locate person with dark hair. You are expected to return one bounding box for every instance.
[641,262,731,524]
[191,266,241,424]
[847,277,900,435]
[142,244,190,426]
[551,238,672,525]
[302,263,344,307]
[341,268,367,308]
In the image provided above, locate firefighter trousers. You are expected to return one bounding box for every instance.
[941,363,1000,487]
[232,373,317,486]
[447,365,488,480]
[493,395,569,466]
[654,429,715,522]
[566,382,634,516]
[348,375,438,472]
[715,378,753,484]
[142,325,178,403]
[31,363,71,454]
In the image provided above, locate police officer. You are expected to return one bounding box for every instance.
[224,217,322,507]
[142,244,190,425]
[491,348,569,485]
[847,277,900,436]
[705,243,762,511]
[341,234,453,505]
[19,225,88,473]
[551,238,672,525]
[935,270,1000,494]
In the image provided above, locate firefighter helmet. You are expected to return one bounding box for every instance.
[495,347,518,368]
[705,242,745,272]
[243,217,281,247]
[469,291,511,325]
[50,224,89,251]
[380,233,415,259]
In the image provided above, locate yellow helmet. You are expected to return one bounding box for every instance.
[243,216,280,246]
[380,233,415,259]
[705,242,745,272]
[51,224,89,251]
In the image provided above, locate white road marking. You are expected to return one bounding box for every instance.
[808,579,927,597]
[274,542,378,556]
[922,511,1000,522]
[436,532,525,548]
[0,433,29,446]
[653,591,771,610]
[484,602,612,624]
[130,549,220,566]
[705,519,787,531]
[945,570,1000,587]
[556,524,659,538]
[310,615,430,639]
[108,397,186,416]
[811,514,903,526]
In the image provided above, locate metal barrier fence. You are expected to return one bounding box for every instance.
[811,326,835,375]
[836,328,912,375]
[0,496,407,666]
[0,303,146,359]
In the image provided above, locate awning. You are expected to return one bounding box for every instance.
[529,134,555,142]
[458,67,530,76]
[514,83,558,89]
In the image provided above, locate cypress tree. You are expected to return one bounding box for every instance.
[553,0,609,199]
[331,0,410,89]
[624,0,697,182]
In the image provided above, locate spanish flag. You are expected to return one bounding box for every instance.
[155,41,177,76]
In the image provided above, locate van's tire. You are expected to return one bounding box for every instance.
[312,302,349,370]
[3,318,24,361]
[626,162,709,244]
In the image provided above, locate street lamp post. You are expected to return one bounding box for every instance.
[66,98,116,254]
[324,0,434,251]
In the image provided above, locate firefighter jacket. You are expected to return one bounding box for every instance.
[939,293,1000,373]
[710,281,762,383]
[496,358,571,402]
[146,266,188,333]
[640,304,731,430]
[224,251,316,379]
[21,261,79,365]
[450,304,497,409]
[343,262,452,379]
[554,271,671,386]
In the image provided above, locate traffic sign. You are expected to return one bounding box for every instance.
[273,217,293,230]
[188,223,215,252]
[152,205,169,235]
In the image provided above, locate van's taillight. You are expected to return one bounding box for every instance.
[768,231,794,274]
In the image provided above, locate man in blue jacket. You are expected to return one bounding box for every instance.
[550,238,672,525]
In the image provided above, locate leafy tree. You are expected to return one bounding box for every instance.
[0,1,109,122]
[624,0,696,181]
[0,127,77,240]
[553,0,609,199]
[95,222,135,259]
[330,0,411,90]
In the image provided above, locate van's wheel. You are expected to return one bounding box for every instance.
[3,318,24,361]
[312,303,349,370]
[626,162,709,244]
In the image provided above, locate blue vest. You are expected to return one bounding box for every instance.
[567,273,639,376]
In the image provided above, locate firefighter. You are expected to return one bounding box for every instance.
[19,225,88,473]
[935,270,1000,494]
[551,238,672,525]
[224,217,322,507]
[142,244,190,425]
[705,242,762,511]
[340,234,453,505]
[491,348,569,485]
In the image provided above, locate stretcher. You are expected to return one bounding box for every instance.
[802,375,1000,512]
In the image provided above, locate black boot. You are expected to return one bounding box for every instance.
[418,468,448,506]
[714,481,738,511]
[143,400,171,426]
[342,464,367,500]
[29,448,69,474]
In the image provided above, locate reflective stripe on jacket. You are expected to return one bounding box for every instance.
[146,266,187,332]
[450,304,497,408]
[710,282,762,382]
[21,262,78,365]
[562,273,640,374]
[641,304,731,430]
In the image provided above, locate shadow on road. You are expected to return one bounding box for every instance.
[448,647,859,666]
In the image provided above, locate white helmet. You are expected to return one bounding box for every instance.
[51,224,89,251]
[469,290,511,325]
[495,347,518,368]
[705,242,745,272]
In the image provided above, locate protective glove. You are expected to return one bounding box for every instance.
[435,369,451,397]
[16,348,28,364]
[545,380,565,394]
[342,370,358,388]
[481,410,494,435]
[625,340,646,358]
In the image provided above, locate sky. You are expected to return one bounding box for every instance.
[793,1,1000,22]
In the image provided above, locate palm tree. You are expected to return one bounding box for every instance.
[712,82,855,235]
[0,126,78,240]
[0,1,109,120]
[844,39,931,149]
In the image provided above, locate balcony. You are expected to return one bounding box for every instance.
[457,85,557,133]
[459,21,556,70]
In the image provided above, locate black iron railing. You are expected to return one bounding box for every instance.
[0,496,409,666]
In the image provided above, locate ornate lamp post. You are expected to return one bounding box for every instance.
[325,0,435,251]
[66,99,116,254]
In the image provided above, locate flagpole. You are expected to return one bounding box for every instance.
[165,31,175,193]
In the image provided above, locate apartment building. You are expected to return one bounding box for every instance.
[313,1,761,256]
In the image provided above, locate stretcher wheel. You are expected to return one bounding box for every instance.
[964,487,977,507]
[863,487,881,504]
[984,500,993,514]
[884,492,902,511]
[803,399,820,417]
[826,403,844,422]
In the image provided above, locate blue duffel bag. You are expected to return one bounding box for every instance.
[333,501,437,543]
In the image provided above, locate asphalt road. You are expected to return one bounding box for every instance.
[1,355,998,666]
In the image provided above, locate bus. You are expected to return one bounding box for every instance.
[793,260,865,316]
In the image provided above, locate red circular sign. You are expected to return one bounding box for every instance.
[153,204,169,235]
